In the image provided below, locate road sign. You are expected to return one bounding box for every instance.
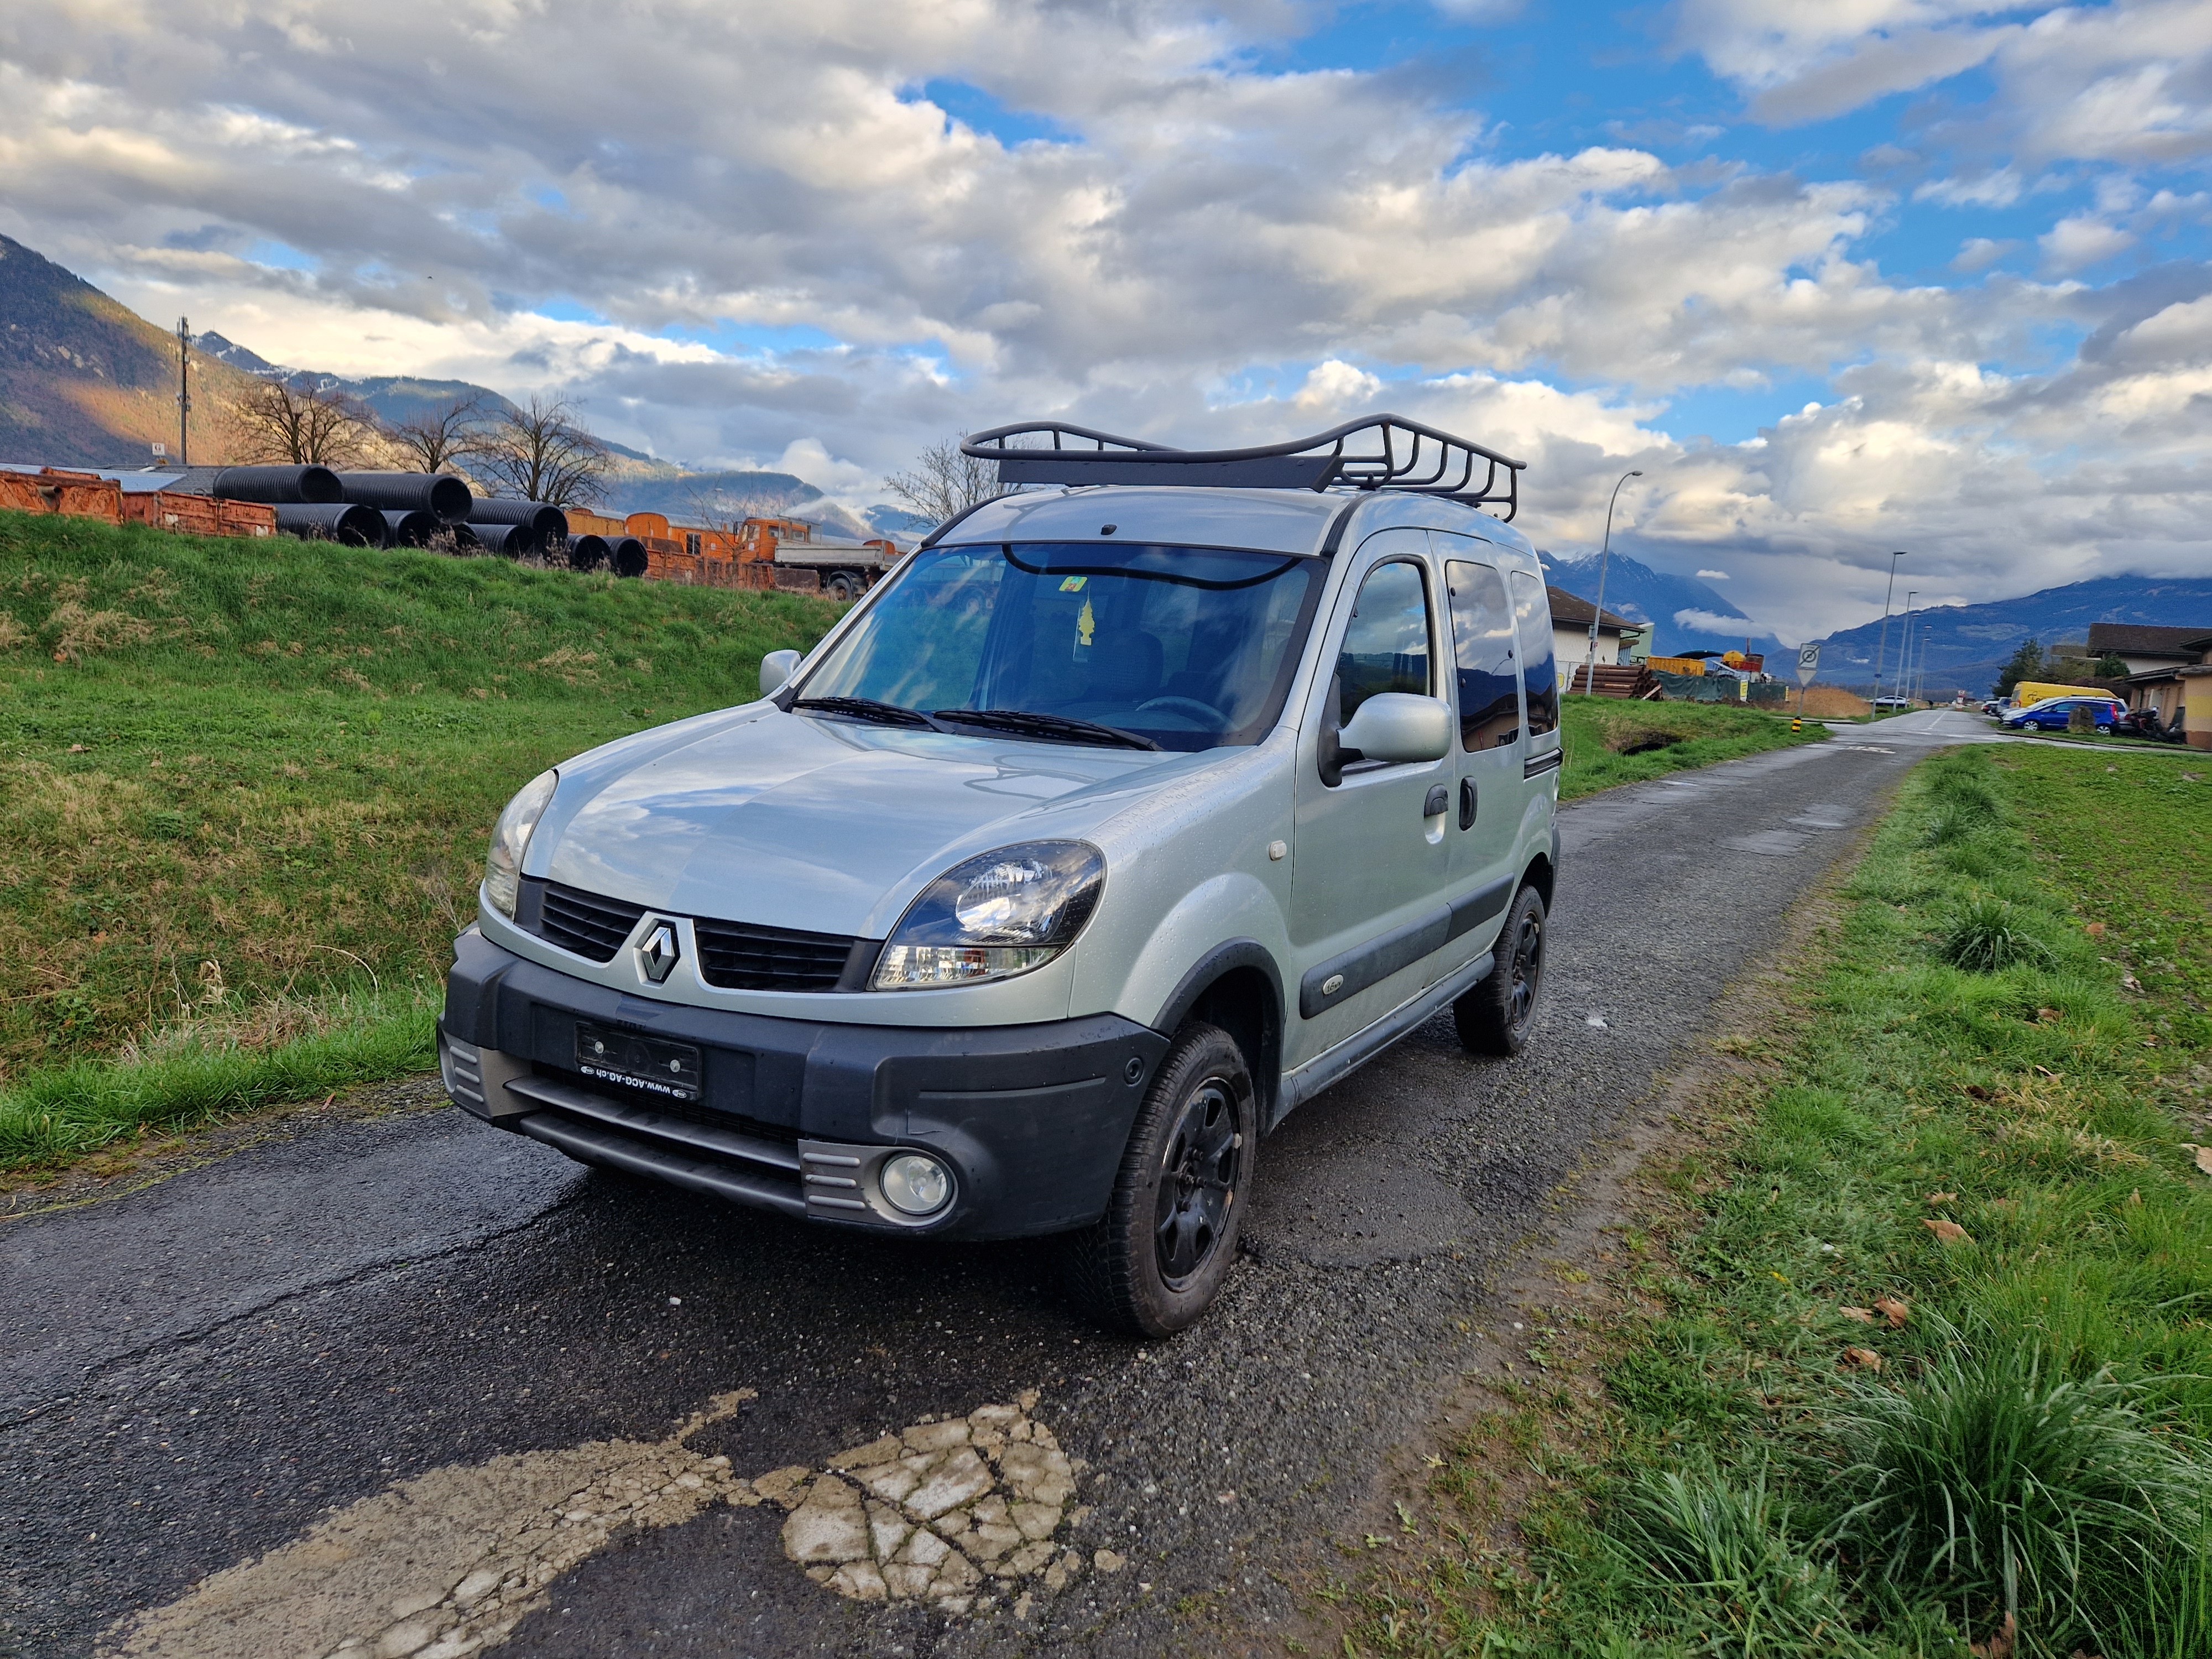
[1796,640,1822,687]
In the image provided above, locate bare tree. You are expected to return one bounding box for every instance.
[384,395,486,474]
[233,378,375,466]
[884,435,1003,525]
[676,480,805,533]
[467,395,610,507]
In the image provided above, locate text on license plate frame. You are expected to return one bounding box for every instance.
[574,1022,704,1102]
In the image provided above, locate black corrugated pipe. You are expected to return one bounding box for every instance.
[333,472,473,523]
[467,500,568,552]
[607,535,648,578]
[566,534,608,572]
[380,508,443,547]
[451,523,481,550]
[468,521,536,559]
[275,503,389,547]
[211,465,345,504]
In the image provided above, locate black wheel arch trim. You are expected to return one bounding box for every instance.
[1148,939,1285,1121]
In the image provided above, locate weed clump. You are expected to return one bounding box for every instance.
[1832,1329,2210,1654]
[1940,894,2059,973]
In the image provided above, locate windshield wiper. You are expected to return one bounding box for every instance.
[792,696,941,731]
[929,708,1161,752]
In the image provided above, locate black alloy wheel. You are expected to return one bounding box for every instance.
[1070,1022,1256,1336]
[1154,1076,1241,1287]
[1453,883,1546,1057]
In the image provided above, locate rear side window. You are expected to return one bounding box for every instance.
[1337,560,1432,723]
[1508,569,1558,737]
[1444,560,1519,750]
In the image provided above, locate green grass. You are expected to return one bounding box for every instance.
[1559,695,1827,801]
[0,509,834,1167]
[1341,745,2212,1659]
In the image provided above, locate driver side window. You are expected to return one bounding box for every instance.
[1337,560,1432,726]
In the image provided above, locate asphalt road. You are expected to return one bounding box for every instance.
[1,711,1995,1658]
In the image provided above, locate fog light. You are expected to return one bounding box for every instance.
[880,1152,952,1217]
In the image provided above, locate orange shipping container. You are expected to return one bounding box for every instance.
[219,499,278,538]
[120,491,226,536]
[0,472,44,515]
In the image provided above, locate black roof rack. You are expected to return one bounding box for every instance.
[960,414,1524,520]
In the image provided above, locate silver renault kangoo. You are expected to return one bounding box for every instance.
[439,416,1562,1335]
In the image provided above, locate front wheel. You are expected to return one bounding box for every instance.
[1068,1022,1255,1337]
[1454,884,1547,1056]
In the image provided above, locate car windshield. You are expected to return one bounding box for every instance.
[793,542,1325,753]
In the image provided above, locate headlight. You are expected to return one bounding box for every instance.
[483,769,558,920]
[872,841,1104,990]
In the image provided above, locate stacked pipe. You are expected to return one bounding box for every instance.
[148,463,583,570]
[468,499,568,557]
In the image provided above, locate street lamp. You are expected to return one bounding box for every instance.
[1870,550,1908,714]
[1580,469,1642,695]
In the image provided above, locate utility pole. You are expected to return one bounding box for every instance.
[1870,550,1907,714]
[1579,468,1642,695]
[1900,592,1916,709]
[176,317,191,467]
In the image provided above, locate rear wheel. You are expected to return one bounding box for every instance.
[1454,884,1546,1056]
[827,572,855,602]
[1069,1022,1255,1337]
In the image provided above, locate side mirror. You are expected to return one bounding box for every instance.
[760,649,802,698]
[1338,693,1453,765]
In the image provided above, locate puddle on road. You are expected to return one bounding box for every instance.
[102,1391,1097,1657]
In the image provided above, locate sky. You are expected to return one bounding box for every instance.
[2,0,2209,643]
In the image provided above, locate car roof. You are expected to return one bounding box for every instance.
[936,486,1533,561]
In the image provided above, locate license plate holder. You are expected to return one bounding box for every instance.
[575,1022,704,1103]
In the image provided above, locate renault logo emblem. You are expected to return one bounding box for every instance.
[637,920,681,984]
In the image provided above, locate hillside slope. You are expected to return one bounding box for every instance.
[1812,573,2212,695]
[0,234,264,467]
[0,506,835,1079]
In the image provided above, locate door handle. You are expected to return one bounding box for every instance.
[1423,784,1450,819]
[1458,778,1477,830]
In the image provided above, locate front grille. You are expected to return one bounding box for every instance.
[536,881,647,962]
[694,916,857,992]
[523,879,865,990]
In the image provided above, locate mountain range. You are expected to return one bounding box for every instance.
[0,233,264,465]
[1538,551,1786,662]
[0,232,888,533]
[1808,574,2212,696]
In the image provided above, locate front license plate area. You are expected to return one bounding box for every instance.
[575,1022,704,1103]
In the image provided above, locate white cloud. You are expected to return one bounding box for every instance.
[2039,215,2135,273]
[1914,169,2024,207]
[1673,607,1751,634]
[1696,568,1730,579]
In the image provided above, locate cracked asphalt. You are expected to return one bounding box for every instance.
[0,711,1997,1657]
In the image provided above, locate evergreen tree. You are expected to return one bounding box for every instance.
[1995,637,2043,697]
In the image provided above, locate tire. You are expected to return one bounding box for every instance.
[1454,883,1546,1056]
[1069,1022,1256,1337]
[827,573,854,602]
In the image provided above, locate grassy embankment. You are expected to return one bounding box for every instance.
[1559,695,1826,802]
[1339,745,2211,1658]
[0,510,833,1170]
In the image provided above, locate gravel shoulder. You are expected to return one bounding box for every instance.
[0,714,1980,1659]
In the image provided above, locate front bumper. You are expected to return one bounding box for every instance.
[439,928,1166,1240]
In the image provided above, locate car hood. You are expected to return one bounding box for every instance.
[530,707,1196,937]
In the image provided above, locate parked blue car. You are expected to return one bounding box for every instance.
[2002,696,2121,732]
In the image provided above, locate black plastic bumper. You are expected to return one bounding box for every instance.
[439,929,1167,1240]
